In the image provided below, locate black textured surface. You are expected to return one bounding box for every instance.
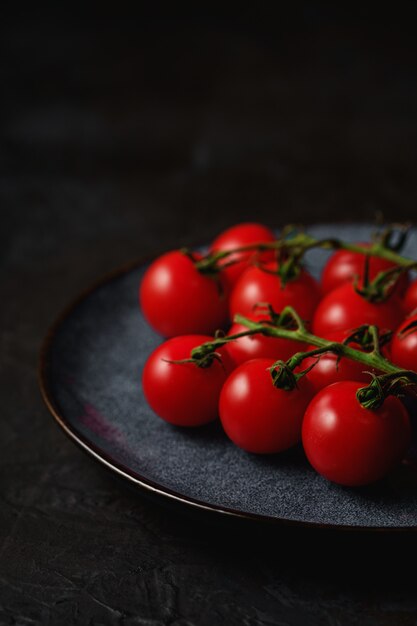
[3,8,417,625]
[43,224,417,529]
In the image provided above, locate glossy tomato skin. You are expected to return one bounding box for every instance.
[210,222,276,286]
[230,263,321,324]
[142,335,233,427]
[391,313,417,371]
[312,282,403,337]
[302,381,411,486]
[403,279,417,314]
[321,245,409,296]
[140,251,230,337]
[219,358,314,454]
[225,315,306,368]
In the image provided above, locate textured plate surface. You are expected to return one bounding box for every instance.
[40,224,417,529]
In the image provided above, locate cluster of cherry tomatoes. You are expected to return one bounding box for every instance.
[140,222,417,487]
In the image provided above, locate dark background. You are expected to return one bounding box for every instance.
[2,6,417,625]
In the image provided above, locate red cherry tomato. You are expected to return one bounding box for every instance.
[321,245,408,296]
[142,335,232,427]
[302,328,390,393]
[219,358,314,454]
[302,351,370,393]
[230,263,321,324]
[302,381,411,486]
[403,279,417,314]
[140,251,229,337]
[302,340,369,393]
[312,282,403,337]
[391,313,417,371]
[225,314,307,368]
[210,222,276,286]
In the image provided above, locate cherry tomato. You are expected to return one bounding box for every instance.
[388,314,417,407]
[302,350,370,393]
[302,381,411,486]
[302,328,390,393]
[224,314,307,368]
[391,313,417,371]
[403,278,417,314]
[230,263,321,324]
[302,336,370,393]
[210,222,276,286]
[321,245,408,296]
[312,282,403,337]
[142,335,233,427]
[219,358,314,454]
[140,251,230,337]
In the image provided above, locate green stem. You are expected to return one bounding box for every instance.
[190,328,260,361]
[189,307,417,407]
[191,307,406,379]
[233,313,402,376]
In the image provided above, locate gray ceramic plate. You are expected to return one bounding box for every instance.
[39,224,417,530]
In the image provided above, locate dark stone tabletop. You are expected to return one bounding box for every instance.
[2,7,417,625]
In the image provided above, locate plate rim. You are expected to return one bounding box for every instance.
[38,251,417,533]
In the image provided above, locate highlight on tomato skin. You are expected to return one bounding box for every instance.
[229,263,321,325]
[142,335,233,427]
[139,250,230,337]
[219,358,314,454]
[302,380,411,487]
[210,222,276,287]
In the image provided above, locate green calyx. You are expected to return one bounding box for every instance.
[351,224,411,303]
[356,372,417,410]
[259,253,302,288]
[353,257,407,303]
[269,361,300,391]
[340,325,392,353]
